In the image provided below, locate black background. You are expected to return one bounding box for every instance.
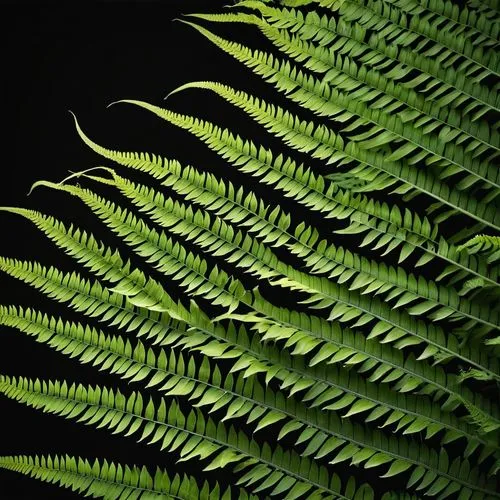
[2,1,347,498]
[0,1,282,497]
[0,0,487,499]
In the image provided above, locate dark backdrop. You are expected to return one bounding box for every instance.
[0,2,283,497]
[0,1,481,499]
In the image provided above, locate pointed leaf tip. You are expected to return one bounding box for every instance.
[106,99,146,110]
[106,100,122,109]
[27,180,47,196]
[164,82,201,100]
[106,99,138,109]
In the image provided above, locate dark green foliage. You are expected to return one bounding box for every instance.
[1,0,499,498]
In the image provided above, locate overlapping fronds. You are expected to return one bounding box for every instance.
[70,124,498,339]
[106,97,500,295]
[2,373,499,498]
[20,178,500,397]
[3,302,498,463]
[458,235,500,264]
[1,0,499,498]
[235,1,499,114]
[0,375,383,499]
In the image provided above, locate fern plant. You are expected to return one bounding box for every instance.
[1,0,499,498]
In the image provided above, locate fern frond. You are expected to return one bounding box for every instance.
[0,258,186,344]
[74,106,500,296]
[271,265,500,380]
[112,97,500,294]
[458,235,500,264]
[3,300,495,459]
[28,178,500,388]
[7,180,500,442]
[70,125,500,337]
[324,0,499,76]
[0,375,380,499]
[71,115,440,264]
[30,181,252,315]
[0,209,131,284]
[191,11,500,167]
[5,252,498,453]
[259,22,499,156]
[1,375,498,497]
[0,454,254,499]
[0,205,245,315]
[161,26,500,225]
[341,218,499,296]
[45,179,500,397]
[165,79,500,278]
[97,168,499,334]
[4,198,500,454]
[385,0,500,43]
[234,1,499,114]
[243,288,500,437]
[1,2,499,497]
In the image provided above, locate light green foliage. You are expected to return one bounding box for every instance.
[0,0,499,498]
[0,454,253,500]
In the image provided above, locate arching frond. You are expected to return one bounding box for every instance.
[8,179,500,442]
[3,302,496,461]
[107,98,500,295]
[162,26,500,226]
[234,1,499,114]
[458,235,500,264]
[5,196,499,455]
[0,257,185,344]
[1,1,499,497]
[2,375,498,498]
[190,11,500,168]
[0,454,250,500]
[89,164,500,338]
[70,126,499,338]
[25,178,500,388]
[0,376,382,499]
